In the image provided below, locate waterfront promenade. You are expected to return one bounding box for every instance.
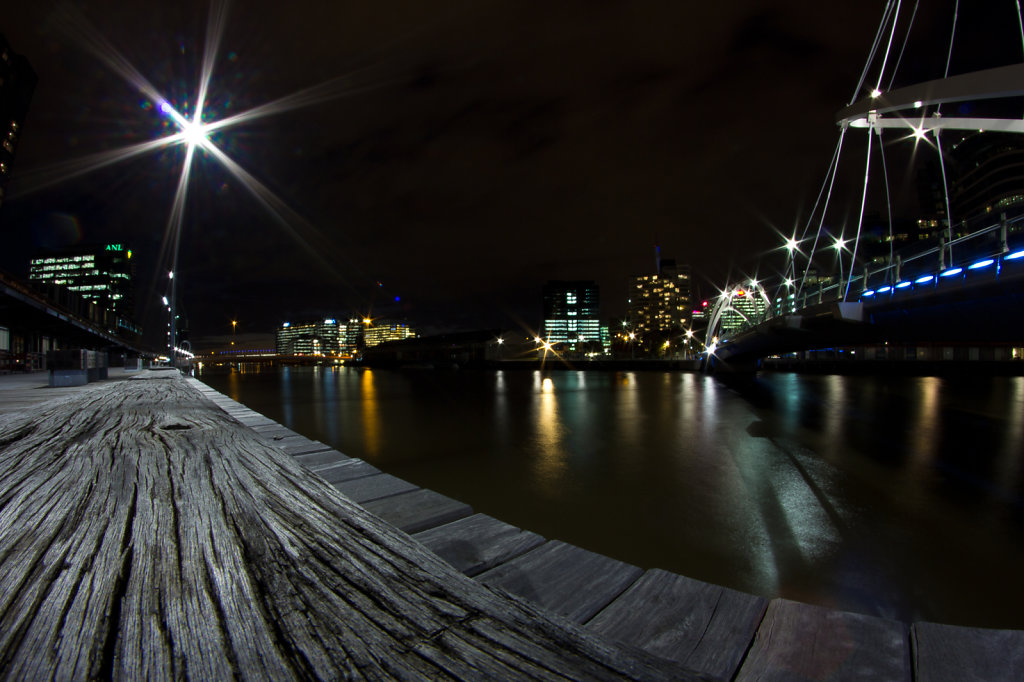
[0,368,1020,680]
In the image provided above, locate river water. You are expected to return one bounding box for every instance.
[196,365,1024,628]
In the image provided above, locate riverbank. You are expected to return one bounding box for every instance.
[1,369,1020,680]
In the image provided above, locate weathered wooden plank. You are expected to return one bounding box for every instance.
[0,373,709,680]
[912,622,1024,682]
[292,449,350,467]
[587,568,767,681]
[362,488,474,534]
[734,599,910,682]
[309,458,379,483]
[332,473,420,504]
[414,513,547,577]
[477,541,644,625]
[250,424,298,438]
[279,440,338,457]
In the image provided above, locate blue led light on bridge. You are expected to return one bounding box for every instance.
[877,285,892,293]
[895,281,912,289]
[1006,250,1024,260]
[969,259,995,270]
[915,275,934,284]
[861,289,876,297]
[940,267,963,277]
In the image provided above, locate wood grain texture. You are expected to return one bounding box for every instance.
[362,488,475,534]
[477,540,644,625]
[333,473,420,504]
[0,372,710,680]
[587,568,767,681]
[734,598,910,682]
[414,513,547,577]
[912,622,1024,682]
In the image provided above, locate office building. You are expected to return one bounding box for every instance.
[0,34,37,209]
[363,320,416,348]
[628,257,691,335]
[717,287,769,339]
[29,242,136,318]
[276,318,344,356]
[541,280,600,349]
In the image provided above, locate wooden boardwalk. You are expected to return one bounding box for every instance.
[1,369,1021,680]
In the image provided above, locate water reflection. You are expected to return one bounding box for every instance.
[195,366,1024,628]
[909,377,942,472]
[533,374,567,495]
[360,369,381,458]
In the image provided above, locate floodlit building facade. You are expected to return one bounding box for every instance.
[541,280,601,349]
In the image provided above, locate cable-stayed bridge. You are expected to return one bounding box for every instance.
[702,2,1024,372]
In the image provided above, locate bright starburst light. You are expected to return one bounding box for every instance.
[15,1,380,351]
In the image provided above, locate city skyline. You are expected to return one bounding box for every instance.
[0,2,1017,347]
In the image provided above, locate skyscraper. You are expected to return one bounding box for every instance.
[542,280,600,348]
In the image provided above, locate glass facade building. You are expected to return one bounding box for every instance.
[29,243,135,318]
[542,281,601,348]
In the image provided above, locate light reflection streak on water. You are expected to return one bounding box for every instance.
[533,375,567,496]
[678,373,697,445]
[493,371,509,444]
[998,377,1024,500]
[617,372,640,446]
[360,369,381,458]
[321,368,340,444]
[822,375,846,461]
[280,366,293,426]
[910,377,942,473]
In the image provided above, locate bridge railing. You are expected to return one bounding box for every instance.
[718,211,1024,341]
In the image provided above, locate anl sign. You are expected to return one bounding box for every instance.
[105,244,124,252]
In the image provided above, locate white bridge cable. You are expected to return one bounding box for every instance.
[887,1,920,91]
[877,125,896,281]
[797,126,848,301]
[934,0,958,261]
[845,125,875,300]
[936,130,956,264]
[850,0,896,104]
[1017,0,1024,61]
[874,0,903,94]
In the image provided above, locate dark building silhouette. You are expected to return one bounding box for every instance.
[0,34,37,210]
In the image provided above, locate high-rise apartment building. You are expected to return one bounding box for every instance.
[0,34,37,210]
[628,258,691,335]
[542,280,600,348]
[29,243,136,318]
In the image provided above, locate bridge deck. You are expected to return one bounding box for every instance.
[1,370,1019,680]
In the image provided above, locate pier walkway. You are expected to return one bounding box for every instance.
[0,369,1020,680]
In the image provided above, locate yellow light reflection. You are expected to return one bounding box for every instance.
[533,376,566,496]
[909,376,941,471]
[360,369,381,458]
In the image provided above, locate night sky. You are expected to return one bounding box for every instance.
[0,2,1011,347]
